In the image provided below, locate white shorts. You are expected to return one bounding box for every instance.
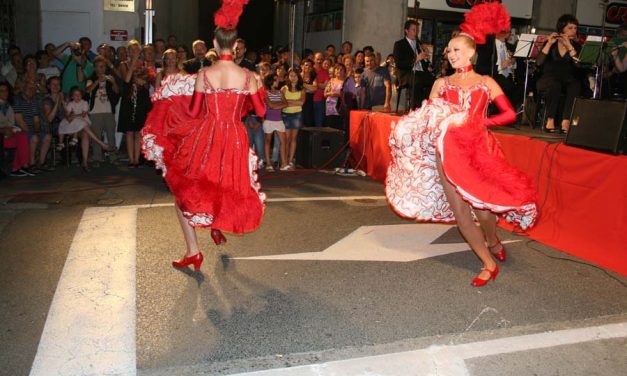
[263,120,286,134]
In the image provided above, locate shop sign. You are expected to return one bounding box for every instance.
[104,0,135,12]
[445,0,499,9]
[110,29,128,41]
[606,2,627,25]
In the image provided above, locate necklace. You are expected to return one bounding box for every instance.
[219,54,233,61]
[455,65,473,74]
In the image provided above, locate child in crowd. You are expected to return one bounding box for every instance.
[281,68,305,170]
[57,86,90,150]
[263,74,288,172]
[354,68,364,110]
[56,86,113,171]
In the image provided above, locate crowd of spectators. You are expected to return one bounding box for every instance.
[0,34,401,178]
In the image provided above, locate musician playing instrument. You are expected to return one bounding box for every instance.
[535,14,583,133]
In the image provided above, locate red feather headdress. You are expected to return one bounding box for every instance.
[214,0,249,30]
[459,1,511,44]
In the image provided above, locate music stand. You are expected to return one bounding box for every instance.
[579,36,605,98]
[514,34,537,126]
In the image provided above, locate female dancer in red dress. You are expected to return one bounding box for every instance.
[386,2,538,286]
[141,0,266,270]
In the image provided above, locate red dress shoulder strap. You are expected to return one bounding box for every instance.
[202,71,214,92]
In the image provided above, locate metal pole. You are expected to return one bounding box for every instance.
[594,0,609,99]
[144,9,154,45]
[289,0,295,67]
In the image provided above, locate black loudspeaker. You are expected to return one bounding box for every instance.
[296,127,345,168]
[566,98,627,154]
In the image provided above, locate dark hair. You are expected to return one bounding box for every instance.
[556,14,579,33]
[35,50,47,61]
[363,45,374,54]
[0,81,13,103]
[287,68,303,91]
[342,41,353,49]
[79,37,92,44]
[235,38,246,47]
[215,28,238,50]
[355,67,364,74]
[326,44,336,50]
[404,19,418,31]
[263,73,276,90]
[176,44,189,58]
[22,54,37,68]
[47,76,61,88]
[155,38,165,44]
[334,63,346,75]
[8,45,21,56]
[44,43,55,50]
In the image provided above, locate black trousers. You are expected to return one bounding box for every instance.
[536,75,581,121]
[400,70,435,109]
[494,74,523,109]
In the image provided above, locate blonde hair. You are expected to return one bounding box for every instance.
[162,48,177,63]
[452,34,478,64]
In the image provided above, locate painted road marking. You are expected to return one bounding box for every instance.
[29,207,137,376]
[230,322,627,376]
[234,224,520,262]
[29,198,615,376]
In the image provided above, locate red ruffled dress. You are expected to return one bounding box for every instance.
[386,77,538,229]
[141,73,265,234]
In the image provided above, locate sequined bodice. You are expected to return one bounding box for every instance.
[438,78,491,120]
[203,89,250,122]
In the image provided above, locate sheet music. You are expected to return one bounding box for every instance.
[514,34,537,57]
[586,35,603,42]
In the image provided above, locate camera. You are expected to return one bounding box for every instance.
[73,48,82,56]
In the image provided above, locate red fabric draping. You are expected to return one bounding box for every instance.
[349,110,627,276]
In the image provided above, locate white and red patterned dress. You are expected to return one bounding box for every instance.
[141,73,265,234]
[386,77,538,229]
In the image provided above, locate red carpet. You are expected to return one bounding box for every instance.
[350,111,627,276]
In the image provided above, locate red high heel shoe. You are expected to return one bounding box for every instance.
[488,239,507,262]
[172,252,204,270]
[471,265,499,287]
[211,229,227,245]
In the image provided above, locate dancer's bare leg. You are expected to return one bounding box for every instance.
[175,205,200,257]
[474,209,498,245]
[436,157,496,280]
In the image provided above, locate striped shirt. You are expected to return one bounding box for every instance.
[13,94,40,130]
[265,90,283,121]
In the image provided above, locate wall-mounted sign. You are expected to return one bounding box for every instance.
[606,2,627,25]
[104,0,135,12]
[110,29,129,41]
[410,0,533,19]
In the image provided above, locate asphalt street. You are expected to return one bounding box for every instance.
[1,163,626,376]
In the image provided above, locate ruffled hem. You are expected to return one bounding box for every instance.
[386,98,538,230]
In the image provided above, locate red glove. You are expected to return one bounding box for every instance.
[483,94,516,127]
[250,88,266,118]
[188,90,205,118]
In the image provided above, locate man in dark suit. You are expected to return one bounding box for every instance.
[393,19,435,110]
[182,40,210,74]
